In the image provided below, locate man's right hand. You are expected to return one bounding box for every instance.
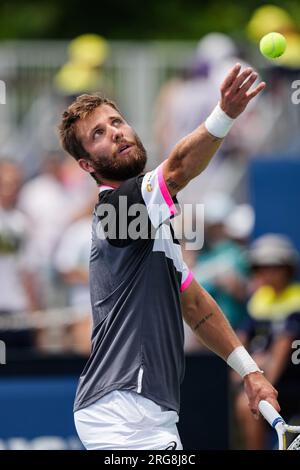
[243,371,280,420]
[163,64,265,198]
[220,63,266,119]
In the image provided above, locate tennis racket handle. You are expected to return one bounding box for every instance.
[258,400,282,427]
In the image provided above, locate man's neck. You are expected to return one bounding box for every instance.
[96,171,145,189]
[97,179,121,189]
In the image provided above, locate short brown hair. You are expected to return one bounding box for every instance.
[58,94,120,160]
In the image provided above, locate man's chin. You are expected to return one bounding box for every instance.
[116,154,147,180]
[94,148,147,181]
[99,164,145,181]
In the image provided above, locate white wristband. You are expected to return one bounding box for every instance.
[204,103,235,138]
[227,346,264,378]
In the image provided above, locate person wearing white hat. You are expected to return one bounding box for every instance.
[235,234,300,449]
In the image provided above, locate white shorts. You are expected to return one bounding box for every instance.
[74,390,183,450]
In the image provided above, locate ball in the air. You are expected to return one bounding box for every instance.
[259,32,287,59]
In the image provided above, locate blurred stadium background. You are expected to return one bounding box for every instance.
[0,0,300,450]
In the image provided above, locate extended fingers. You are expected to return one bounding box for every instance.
[246,81,266,100]
[220,63,241,93]
[237,72,258,94]
[230,67,254,94]
[220,64,265,118]
[221,65,264,100]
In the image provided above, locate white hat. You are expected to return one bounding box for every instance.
[203,192,235,225]
[225,204,255,240]
[196,33,237,64]
[249,234,298,267]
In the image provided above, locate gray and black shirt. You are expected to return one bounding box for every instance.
[74,164,193,414]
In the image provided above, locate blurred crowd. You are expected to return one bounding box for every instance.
[180,194,300,449]
[0,155,96,355]
[0,3,300,450]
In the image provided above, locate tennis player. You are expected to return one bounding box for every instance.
[59,63,280,450]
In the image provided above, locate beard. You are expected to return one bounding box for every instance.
[89,134,147,182]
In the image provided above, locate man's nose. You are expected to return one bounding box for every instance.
[111,126,123,142]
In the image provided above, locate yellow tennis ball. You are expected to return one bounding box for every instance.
[259,32,287,59]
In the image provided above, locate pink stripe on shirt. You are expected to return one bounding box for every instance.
[157,165,177,217]
[180,271,194,292]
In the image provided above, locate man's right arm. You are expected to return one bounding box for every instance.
[162,63,266,196]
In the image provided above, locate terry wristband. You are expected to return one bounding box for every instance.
[227,346,264,378]
[204,102,235,138]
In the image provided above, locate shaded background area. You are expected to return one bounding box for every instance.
[0,0,300,40]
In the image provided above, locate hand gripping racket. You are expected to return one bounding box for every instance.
[259,400,300,450]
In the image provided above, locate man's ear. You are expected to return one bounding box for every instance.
[78,158,95,174]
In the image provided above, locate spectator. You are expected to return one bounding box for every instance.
[225,203,255,247]
[54,217,92,355]
[194,192,249,330]
[0,160,40,351]
[235,234,300,449]
[18,151,96,307]
[54,34,112,98]
[246,5,300,156]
